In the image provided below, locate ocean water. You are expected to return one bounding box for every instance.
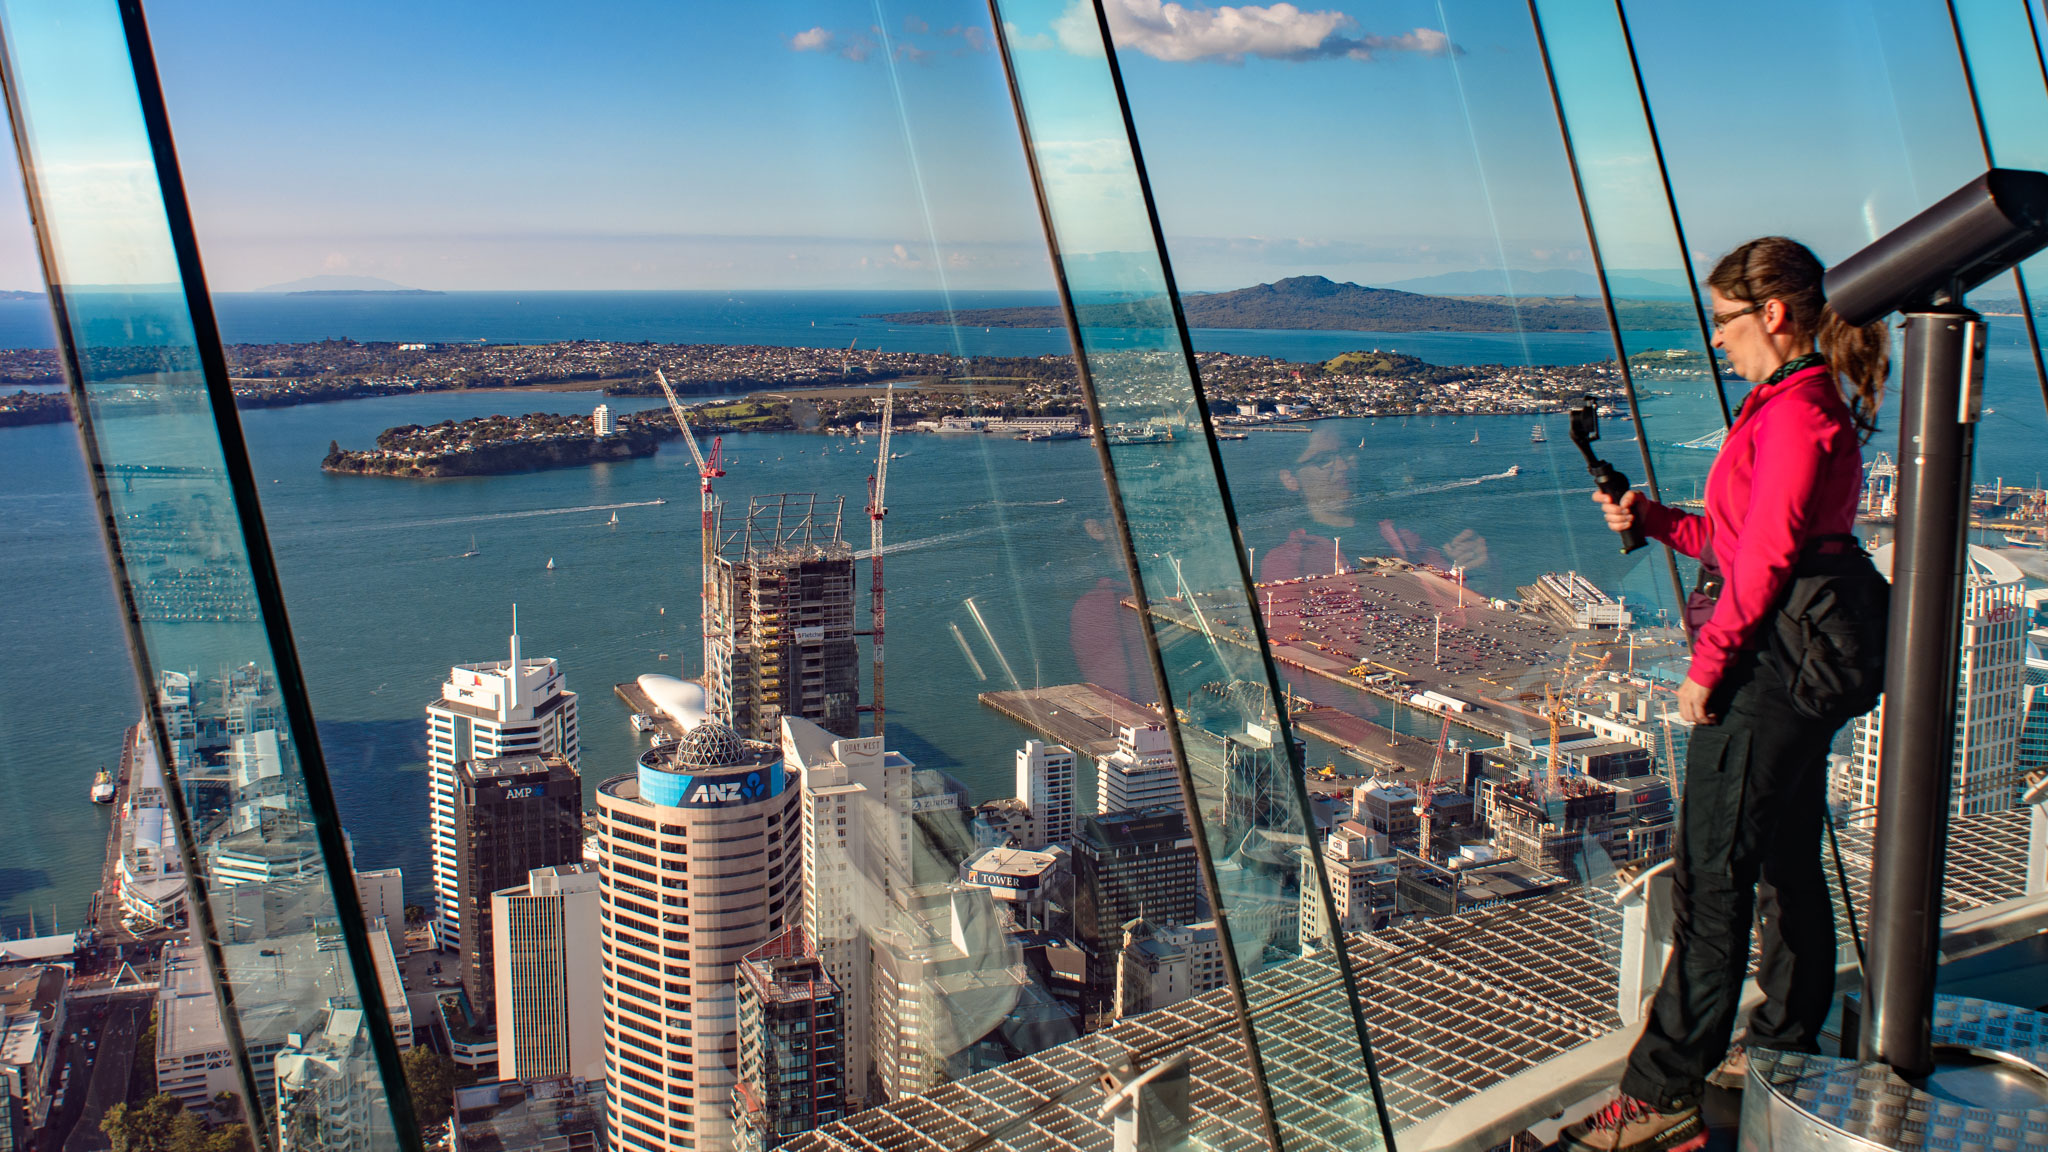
[2,294,2043,931]
[0,292,1649,366]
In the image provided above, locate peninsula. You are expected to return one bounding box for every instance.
[322,410,675,478]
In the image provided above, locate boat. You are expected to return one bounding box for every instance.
[1215,431,1250,441]
[461,534,480,558]
[1105,422,1175,446]
[608,512,619,527]
[653,497,667,505]
[1505,464,1521,476]
[91,767,115,804]
[1530,424,1547,444]
[546,557,556,570]
[2003,530,2046,549]
[1471,430,1480,444]
[1017,429,1084,442]
[629,713,656,732]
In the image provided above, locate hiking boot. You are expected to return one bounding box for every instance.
[1559,1094,1707,1152]
[1707,1044,1750,1091]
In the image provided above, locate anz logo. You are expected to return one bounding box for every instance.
[687,771,768,806]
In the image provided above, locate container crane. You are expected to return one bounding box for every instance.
[656,369,724,690]
[1414,711,1454,860]
[866,384,894,742]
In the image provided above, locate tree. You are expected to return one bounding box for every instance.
[403,1046,457,1130]
[101,1093,183,1152]
[203,1124,254,1152]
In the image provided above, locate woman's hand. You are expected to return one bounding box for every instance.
[1591,488,1642,535]
[1678,676,1718,725]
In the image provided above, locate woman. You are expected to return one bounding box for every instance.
[1562,237,1889,1152]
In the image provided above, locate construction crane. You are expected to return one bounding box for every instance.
[865,384,894,742]
[656,369,725,690]
[1414,712,1454,860]
[1543,681,1564,805]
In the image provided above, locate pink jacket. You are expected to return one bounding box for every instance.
[1633,364,1863,691]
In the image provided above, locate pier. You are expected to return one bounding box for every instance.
[978,683,1161,760]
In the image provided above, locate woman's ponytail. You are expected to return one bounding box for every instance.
[1817,305,1889,436]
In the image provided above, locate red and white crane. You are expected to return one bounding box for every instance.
[866,384,894,742]
[1415,712,1453,860]
[655,369,724,689]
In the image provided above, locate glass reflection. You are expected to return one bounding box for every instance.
[991,1,1392,1149]
[0,1,414,1150]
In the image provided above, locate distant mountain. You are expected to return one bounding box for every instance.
[255,274,441,294]
[871,275,1695,332]
[1378,268,1692,299]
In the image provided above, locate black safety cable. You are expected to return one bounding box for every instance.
[1824,807,1868,977]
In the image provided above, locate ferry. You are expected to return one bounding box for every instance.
[1530,424,1548,444]
[2003,530,2045,550]
[629,713,657,732]
[1215,430,1250,441]
[1106,423,1175,446]
[1017,429,1084,442]
[91,767,115,804]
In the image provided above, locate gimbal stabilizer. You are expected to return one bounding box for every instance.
[1567,396,1646,554]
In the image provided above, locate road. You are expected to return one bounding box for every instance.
[45,991,150,1152]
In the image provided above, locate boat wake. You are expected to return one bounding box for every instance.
[317,499,670,536]
[1388,465,1523,499]
[854,525,997,559]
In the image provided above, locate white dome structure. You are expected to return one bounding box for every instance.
[636,674,708,732]
[1868,541,2023,587]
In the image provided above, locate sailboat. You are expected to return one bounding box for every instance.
[1471,430,1480,444]
[1530,424,1548,444]
[546,557,556,570]
[461,535,480,558]
[608,512,619,528]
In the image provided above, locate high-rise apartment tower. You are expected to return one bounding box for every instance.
[732,928,844,1152]
[1838,546,2027,818]
[1015,740,1077,848]
[1097,724,1181,815]
[426,621,579,944]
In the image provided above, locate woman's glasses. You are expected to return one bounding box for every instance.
[1711,302,1764,331]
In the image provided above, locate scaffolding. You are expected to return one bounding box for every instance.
[709,494,861,742]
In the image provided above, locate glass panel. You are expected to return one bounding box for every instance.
[1528,0,1736,633]
[0,2,415,1150]
[988,3,1391,1150]
[1624,0,2047,830]
[1107,0,1701,1145]
[128,2,1278,1151]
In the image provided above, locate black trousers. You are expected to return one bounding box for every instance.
[1620,654,1844,1111]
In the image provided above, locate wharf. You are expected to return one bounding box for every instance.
[91,724,139,941]
[1290,705,1441,779]
[977,683,1161,760]
[612,681,689,740]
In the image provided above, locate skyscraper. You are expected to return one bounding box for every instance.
[1299,822,1398,945]
[599,720,801,1152]
[492,863,602,1083]
[427,621,579,945]
[780,716,913,1109]
[1014,740,1077,848]
[732,928,844,1152]
[1838,546,2027,818]
[455,754,584,1023]
[1097,724,1181,815]
[708,495,861,743]
[1073,807,1201,1000]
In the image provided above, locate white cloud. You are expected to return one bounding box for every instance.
[1059,0,1459,63]
[788,26,834,52]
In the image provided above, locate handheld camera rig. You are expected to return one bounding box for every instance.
[1568,396,1647,554]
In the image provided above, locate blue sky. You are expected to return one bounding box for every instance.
[0,0,2035,293]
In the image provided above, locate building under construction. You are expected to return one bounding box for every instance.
[709,494,862,743]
